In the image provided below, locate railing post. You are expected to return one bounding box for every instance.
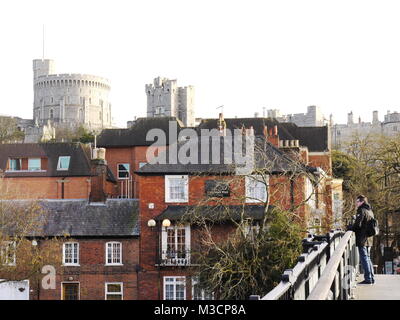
[326,232,332,260]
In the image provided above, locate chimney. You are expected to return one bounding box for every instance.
[89,148,108,203]
[266,124,279,147]
[218,112,226,136]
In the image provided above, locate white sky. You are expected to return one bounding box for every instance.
[1,0,400,127]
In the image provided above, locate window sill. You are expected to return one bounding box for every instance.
[105,263,123,266]
[63,264,80,267]
[5,170,47,173]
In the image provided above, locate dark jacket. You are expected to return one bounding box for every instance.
[350,202,374,247]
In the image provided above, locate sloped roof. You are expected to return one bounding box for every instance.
[279,123,330,152]
[41,199,139,237]
[97,117,184,147]
[198,118,329,152]
[0,199,140,237]
[0,143,92,177]
[136,135,310,175]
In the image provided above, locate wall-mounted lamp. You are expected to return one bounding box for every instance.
[147,219,156,228]
[162,219,171,228]
[147,218,172,228]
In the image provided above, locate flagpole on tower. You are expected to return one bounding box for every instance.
[42,24,45,60]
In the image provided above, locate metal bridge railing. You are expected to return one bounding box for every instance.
[250,230,358,300]
[307,230,359,300]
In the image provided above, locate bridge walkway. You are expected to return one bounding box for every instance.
[354,274,400,300]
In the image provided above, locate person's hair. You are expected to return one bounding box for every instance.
[356,194,368,204]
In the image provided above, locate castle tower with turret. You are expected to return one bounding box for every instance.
[32,59,112,131]
[145,77,195,127]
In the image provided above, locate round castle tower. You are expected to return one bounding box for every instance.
[33,59,112,131]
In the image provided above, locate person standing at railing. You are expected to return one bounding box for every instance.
[347,195,375,285]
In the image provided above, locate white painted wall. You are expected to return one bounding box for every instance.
[0,280,29,300]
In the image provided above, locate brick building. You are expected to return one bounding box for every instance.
[97,117,184,199]
[0,142,117,200]
[0,199,139,300]
[0,142,140,300]
[0,114,337,300]
[135,123,333,300]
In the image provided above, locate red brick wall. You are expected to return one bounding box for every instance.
[3,176,91,199]
[30,238,139,300]
[105,146,167,199]
[137,172,310,300]
[308,153,332,175]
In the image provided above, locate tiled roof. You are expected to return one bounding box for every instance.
[0,199,140,237]
[136,136,311,174]
[0,143,92,177]
[198,118,329,152]
[97,117,184,147]
[0,142,117,181]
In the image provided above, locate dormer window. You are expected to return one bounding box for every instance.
[57,156,71,171]
[28,158,41,171]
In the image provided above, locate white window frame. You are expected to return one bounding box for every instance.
[245,175,268,203]
[117,163,130,180]
[192,277,214,300]
[1,241,16,266]
[165,175,189,203]
[105,242,123,266]
[163,276,186,300]
[62,242,79,266]
[28,158,41,171]
[57,156,71,171]
[105,282,123,300]
[161,225,191,265]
